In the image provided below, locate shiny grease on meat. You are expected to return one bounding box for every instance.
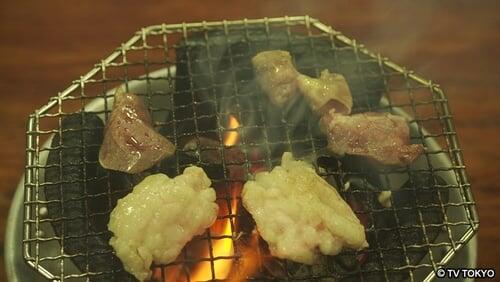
[252,50,353,115]
[242,152,368,265]
[251,50,299,107]
[297,69,353,115]
[99,91,175,174]
[321,110,424,166]
[108,167,218,281]
[252,49,423,166]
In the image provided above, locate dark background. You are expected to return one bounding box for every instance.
[0,0,498,280]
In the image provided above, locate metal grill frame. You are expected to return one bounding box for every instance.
[23,15,478,281]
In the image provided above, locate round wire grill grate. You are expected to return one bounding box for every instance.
[23,16,478,281]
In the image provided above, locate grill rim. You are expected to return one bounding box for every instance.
[23,15,479,281]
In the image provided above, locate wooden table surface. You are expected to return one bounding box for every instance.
[1,0,498,280]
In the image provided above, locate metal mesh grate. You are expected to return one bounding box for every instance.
[23,16,478,281]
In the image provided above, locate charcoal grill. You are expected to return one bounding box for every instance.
[22,16,478,281]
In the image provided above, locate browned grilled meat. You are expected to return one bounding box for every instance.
[252,50,352,116]
[252,50,299,107]
[320,110,424,166]
[297,69,353,115]
[99,92,175,173]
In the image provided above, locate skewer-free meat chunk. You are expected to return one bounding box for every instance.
[108,167,218,281]
[252,50,352,115]
[297,69,353,115]
[252,50,299,107]
[99,91,175,173]
[252,50,422,166]
[321,110,424,166]
[242,152,368,265]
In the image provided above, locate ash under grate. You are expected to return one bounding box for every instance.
[23,16,478,282]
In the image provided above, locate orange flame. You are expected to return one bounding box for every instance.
[156,115,248,281]
[224,115,240,146]
[190,197,238,281]
[228,231,261,282]
[190,115,241,281]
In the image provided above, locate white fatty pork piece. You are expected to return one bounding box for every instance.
[297,69,353,115]
[108,167,218,281]
[242,152,368,265]
[252,50,299,107]
[320,110,424,166]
